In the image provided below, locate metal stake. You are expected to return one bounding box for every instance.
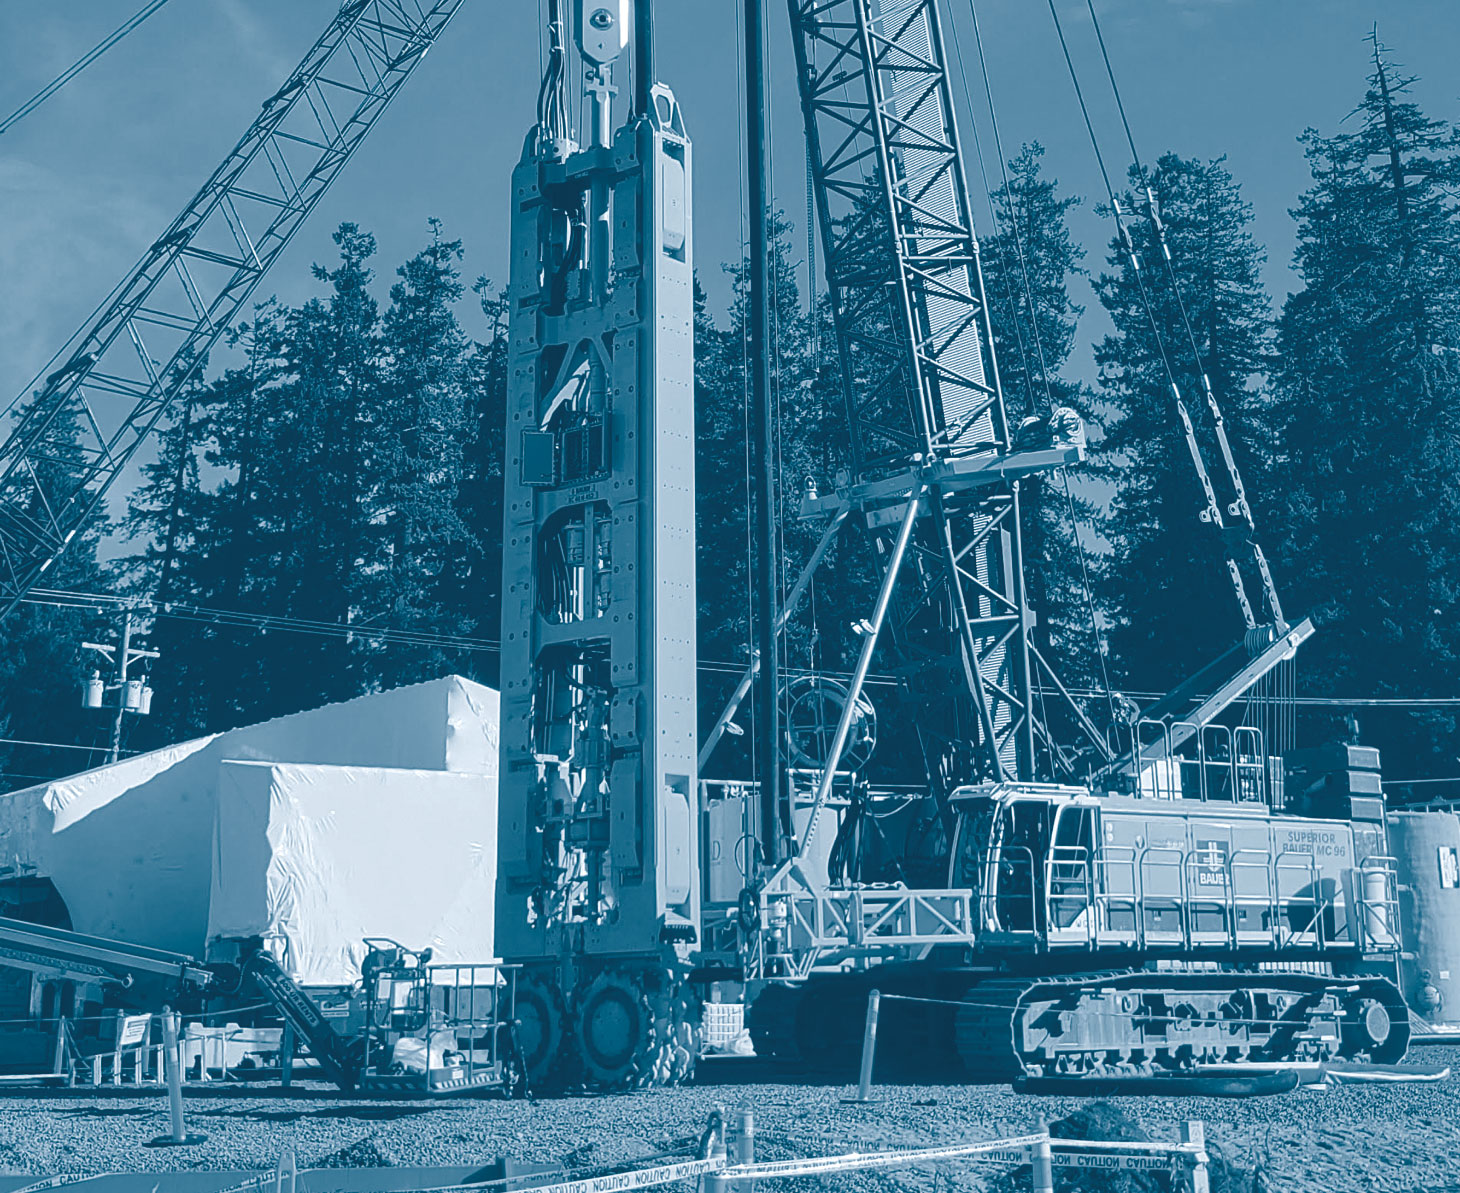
[147,1008,204,1147]
[1031,1121,1054,1193]
[850,989,880,1102]
[729,1108,755,1193]
[1182,1121,1210,1193]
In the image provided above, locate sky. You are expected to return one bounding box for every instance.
[2,0,1460,444]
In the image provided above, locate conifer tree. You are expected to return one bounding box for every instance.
[446,276,510,675]
[1093,154,1275,690]
[979,143,1104,687]
[0,400,113,787]
[372,221,475,689]
[1270,44,1460,776]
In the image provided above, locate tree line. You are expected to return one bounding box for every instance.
[2,51,1457,795]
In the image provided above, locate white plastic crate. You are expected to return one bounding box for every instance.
[701,1001,744,1049]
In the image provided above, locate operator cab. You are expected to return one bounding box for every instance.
[948,783,1092,940]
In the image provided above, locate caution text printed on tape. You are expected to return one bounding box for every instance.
[978,1149,1190,1172]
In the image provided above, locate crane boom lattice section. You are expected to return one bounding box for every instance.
[0,0,465,619]
[789,0,1062,784]
[790,0,1004,475]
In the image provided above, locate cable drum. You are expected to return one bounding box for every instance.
[783,675,877,772]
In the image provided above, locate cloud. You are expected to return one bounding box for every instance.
[0,156,164,406]
[216,0,295,82]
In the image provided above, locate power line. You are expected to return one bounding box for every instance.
[0,0,172,137]
[0,736,113,756]
[26,588,1460,710]
[24,588,501,654]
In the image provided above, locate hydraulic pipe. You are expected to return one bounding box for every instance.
[746,0,781,865]
[800,490,921,855]
[698,505,849,770]
[634,0,654,116]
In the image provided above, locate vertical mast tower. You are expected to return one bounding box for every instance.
[497,0,699,1087]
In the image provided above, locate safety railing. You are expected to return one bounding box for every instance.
[1037,842,1369,957]
[1356,856,1402,951]
[754,838,1391,976]
[1133,718,1270,805]
[754,861,977,977]
[358,961,519,1095]
[1045,845,1094,943]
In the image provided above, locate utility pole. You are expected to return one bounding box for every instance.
[108,609,132,764]
[746,0,782,867]
[82,606,158,764]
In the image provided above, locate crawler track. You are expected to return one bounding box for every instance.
[747,966,1411,1081]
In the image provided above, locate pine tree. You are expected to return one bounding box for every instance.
[1093,153,1276,691]
[446,275,510,679]
[0,399,113,788]
[1269,42,1460,777]
[371,220,475,689]
[120,357,213,602]
[979,143,1105,688]
[120,223,501,742]
[694,213,866,775]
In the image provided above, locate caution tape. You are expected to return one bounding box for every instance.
[716,1133,1052,1180]
[982,1143,1198,1173]
[5,1176,116,1193]
[379,1158,723,1193]
[1057,1152,1183,1173]
[471,1159,722,1193]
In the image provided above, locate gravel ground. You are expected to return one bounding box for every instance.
[1,1048,1458,1192]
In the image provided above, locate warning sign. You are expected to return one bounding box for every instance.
[1438,846,1459,889]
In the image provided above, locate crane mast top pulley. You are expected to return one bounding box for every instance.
[0,0,465,623]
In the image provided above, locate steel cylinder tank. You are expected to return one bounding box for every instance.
[1389,811,1460,1027]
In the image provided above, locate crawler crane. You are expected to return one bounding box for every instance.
[497,0,1410,1087]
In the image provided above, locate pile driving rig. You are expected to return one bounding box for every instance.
[497,0,1409,1087]
[497,0,700,1087]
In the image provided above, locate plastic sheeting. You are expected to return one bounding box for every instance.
[209,762,496,986]
[0,676,499,965]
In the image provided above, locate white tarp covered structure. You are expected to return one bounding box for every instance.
[0,676,498,983]
[209,761,495,985]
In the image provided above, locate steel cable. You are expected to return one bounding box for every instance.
[0,0,172,138]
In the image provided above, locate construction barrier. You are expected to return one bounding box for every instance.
[1,1110,1211,1193]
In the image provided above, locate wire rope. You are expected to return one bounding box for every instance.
[954,2,1118,733]
[1082,0,1283,640]
[1045,0,1270,644]
[1084,0,1217,408]
[0,0,172,138]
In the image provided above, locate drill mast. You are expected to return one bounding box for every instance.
[496,0,699,1085]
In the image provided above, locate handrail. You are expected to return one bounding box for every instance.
[1273,850,1325,947]
[1044,844,1094,943]
[1228,848,1277,945]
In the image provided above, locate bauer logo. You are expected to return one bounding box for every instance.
[1195,839,1228,886]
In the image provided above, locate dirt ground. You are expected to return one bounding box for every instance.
[0,1047,1458,1192]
